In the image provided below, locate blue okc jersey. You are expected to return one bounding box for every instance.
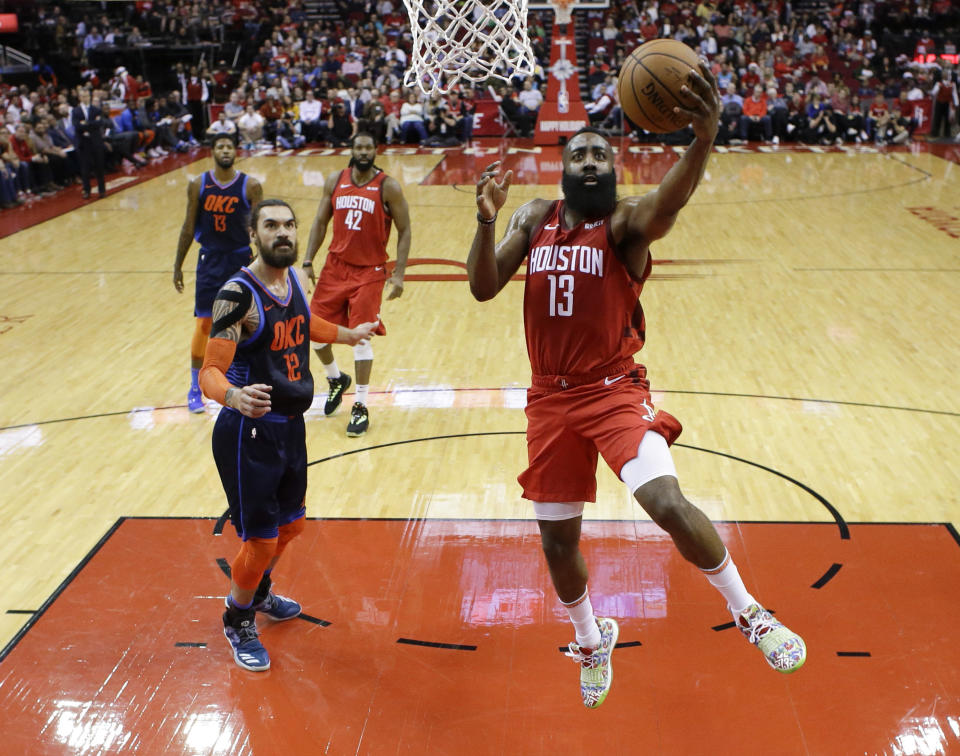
[195,170,251,252]
[225,267,315,416]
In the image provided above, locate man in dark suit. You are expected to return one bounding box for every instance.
[72,88,107,199]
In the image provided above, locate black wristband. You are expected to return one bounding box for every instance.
[477,212,497,225]
[302,261,312,266]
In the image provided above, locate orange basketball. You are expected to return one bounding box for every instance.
[617,39,702,133]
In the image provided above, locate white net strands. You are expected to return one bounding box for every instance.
[403,0,537,95]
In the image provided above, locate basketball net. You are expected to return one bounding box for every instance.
[551,0,573,26]
[402,0,537,96]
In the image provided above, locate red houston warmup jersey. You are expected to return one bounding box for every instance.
[523,200,651,379]
[329,168,392,266]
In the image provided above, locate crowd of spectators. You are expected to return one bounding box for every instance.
[3,0,960,211]
[582,0,960,144]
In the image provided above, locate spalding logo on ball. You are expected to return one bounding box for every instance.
[617,39,702,134]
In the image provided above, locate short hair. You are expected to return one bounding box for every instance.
[250,198,297,230]
[211,132,238,149]
[351,130,378,148]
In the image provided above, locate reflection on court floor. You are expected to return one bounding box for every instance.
[2,517,958,755]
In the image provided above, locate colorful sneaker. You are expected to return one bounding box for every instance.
[733,603,806,673]
[187,387,205,413]
[253,591,301,621]
[564,617,619,708]
[324,372,352,415]
[222,601,270,671]
[346,402,369,437]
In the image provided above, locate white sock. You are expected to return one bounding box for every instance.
[355,384,369,406]
[701,551,754,616]
[323,360,340,380]
[562,589,602,649]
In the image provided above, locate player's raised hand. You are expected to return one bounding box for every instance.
[341,320,379,345]
[173,267,184,293]
[230,384,272,418]
[675,61,720,141]
[476,161,513,221]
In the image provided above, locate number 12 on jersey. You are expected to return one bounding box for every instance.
[547,274,574,317]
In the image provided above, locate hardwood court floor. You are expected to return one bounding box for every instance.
[0,140,957,755]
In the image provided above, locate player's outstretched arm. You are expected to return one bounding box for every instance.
[302,172,337,284]
[173,178,201,293]
[199,282,272,418]
[616,64,720,278]
[647,62,720,227]
[309,313,379,346]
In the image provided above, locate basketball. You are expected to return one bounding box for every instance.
[617,39,703,133]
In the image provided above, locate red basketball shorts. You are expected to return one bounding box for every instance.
[309,254,388,336]
[518,368,682,503]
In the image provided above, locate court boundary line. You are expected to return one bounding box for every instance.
[2,517,955,665]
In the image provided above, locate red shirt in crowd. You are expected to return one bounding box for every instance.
[743,93,767,118]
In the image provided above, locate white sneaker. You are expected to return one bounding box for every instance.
[732,603,806,673]
[772,135,779,145]
[565,617,619,708]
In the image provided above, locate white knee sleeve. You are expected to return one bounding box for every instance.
[532,501,585,521]
[353,340,373,361]
[619,431,677,494]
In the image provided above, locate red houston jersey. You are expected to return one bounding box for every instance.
[523,200,651,379]
[329,168,392,266]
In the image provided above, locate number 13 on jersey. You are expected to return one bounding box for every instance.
[547,274,574,317]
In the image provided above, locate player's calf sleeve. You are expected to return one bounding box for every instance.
[231,537,278,591]
[191,317,212,362]
[274,516,305,559]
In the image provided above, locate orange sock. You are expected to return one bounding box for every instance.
[191,317,212,363]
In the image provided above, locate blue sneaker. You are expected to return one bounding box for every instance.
[187,387,205,413]
[222,601,270,671]
[253,591,301,621]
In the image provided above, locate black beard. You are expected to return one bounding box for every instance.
[561,171,617,219]
[352,157,373,171]
[257,238,298,268]
[215,154,235,170]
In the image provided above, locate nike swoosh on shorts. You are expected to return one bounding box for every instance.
[604,375,625,385]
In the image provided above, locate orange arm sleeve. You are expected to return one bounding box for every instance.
[198,337,238,405]
[310,315,339,344]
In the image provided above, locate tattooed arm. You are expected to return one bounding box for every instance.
[199,282,272,417]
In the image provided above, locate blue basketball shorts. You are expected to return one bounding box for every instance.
[211,408,308,540]
[195,247,253,318]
